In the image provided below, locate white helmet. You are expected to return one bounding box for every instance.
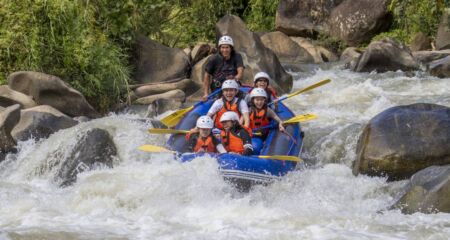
[220,111,239,122]
[218,35,234,47]
[221,79,240,90]
[253,72,271,82]
[250,88,267,99]
[196,115,214,129]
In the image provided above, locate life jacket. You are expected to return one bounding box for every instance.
[186,133,217,153]
[249,107,270,130]
[220,128,245,154]
[214,97,242,129]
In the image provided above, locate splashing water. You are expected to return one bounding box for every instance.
[1,67,449,239]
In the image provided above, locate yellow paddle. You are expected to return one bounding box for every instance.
[283,113,317,124]
[137,144,302,162]
[148,129,189,134]
[138,144,176,153]
[269,79,331,105]
[160,88,222,127]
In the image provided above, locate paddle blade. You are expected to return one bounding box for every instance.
[138,144,175,153]
[148,128,189,134]
[286,79,331,99]
[160,106,194,127]
[258,155,303,162]
[283,113,317,124]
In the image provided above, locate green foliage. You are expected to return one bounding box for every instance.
[0,0,130,112]
[376,0,447,43]
[244,0,279,32]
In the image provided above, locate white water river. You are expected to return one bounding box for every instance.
[1,67,449,239]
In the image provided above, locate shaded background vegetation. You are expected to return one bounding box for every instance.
[0,0,447,112]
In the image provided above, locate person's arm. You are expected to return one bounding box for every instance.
[202,73,212,101]
[234,54,245,84]
[267,108,285,132]
[207,100,221,118]
[185,133,197,152]
[235,67,244,83]
[239,128,253,156]
[239,100,250,127]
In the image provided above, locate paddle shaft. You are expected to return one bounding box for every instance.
[268,79,331,106]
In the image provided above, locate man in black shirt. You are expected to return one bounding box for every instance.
[202,35,244,101]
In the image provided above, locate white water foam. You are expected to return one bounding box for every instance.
[1,69,449,239]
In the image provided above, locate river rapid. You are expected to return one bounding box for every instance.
[1,66,449,239]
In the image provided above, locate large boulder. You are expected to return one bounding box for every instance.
[191,43,216,66]
[275,0,342,37]
[131,78,194,100]
[11,105,78,142]
[0,104,20,152]
[0,86,37,109]
[260,31,314,63]
[133,89,185,105]
[352,38,420,72]
[392,165,450,214]
[436,8,450,50]
[133,34,190,84]
[55,128,116,186]
[412,50,450,64]
[429,56,450,78]
[275,0,392,46]
[353,103,450,181]
[216,15,293,94]
[7,71,100,118]
[327,0,392,46]
[409,32,432,52]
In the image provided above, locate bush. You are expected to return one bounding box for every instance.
[373,0,447,43]
[0,0,130,112]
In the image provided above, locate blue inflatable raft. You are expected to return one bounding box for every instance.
[167,86,304,190]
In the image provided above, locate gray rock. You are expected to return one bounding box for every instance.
[260,31,314,63]
[132,78,193,99]
[327,0,392,46]
[56,128,116,187]
[429,56,450,78]
[353,103,450,181]
[436,8,450,50]
[133,89,185,105]
[11,105,78,141]
[146,98,183,117]
[393,165,450,214]
[409,32,432,51]
[0,86,37,109]
[0,104,20,152]
[413,50,450,64]
[133,34,190,84]
[191,43,216,66]
[275,0,392,46]
[7,71,100,118]
[275,0,342,37]
[352,38,420,72]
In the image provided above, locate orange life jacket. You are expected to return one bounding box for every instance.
[220,129,244,154]
[214,97,242,129]
[249,107,270,130]
[186,133,217,153]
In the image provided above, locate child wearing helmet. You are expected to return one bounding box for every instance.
[185,116,226,153]
[219,111,253,156]
[207,79,250,130]
[249,87,285,133]
[202,35,244,102]
[248,88,285,153]
[247,71,278,104]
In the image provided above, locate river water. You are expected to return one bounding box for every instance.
[1,66,449,239]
